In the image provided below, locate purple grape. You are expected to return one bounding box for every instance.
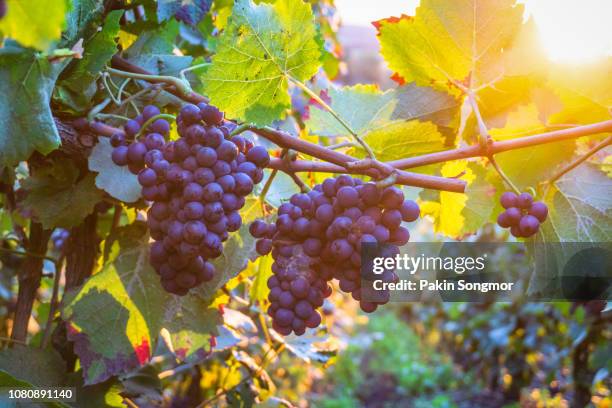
[216,140,239,161]
[127,142,147,164]
[203,182,223,202]
[500,192,518,209]
[519,215,540,237]
[399,200,420,222]
[138,168,157,187]
[196,147,217,167]
[111,146,129,166]
[142,105,161,120]
[517,192,534,209]
[246,146,270,167]
[529,202,548,222]
[200,104,224,125]
[110,133,126,147]
[256,239,273,255]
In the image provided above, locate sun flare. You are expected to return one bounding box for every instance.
[335,0,612,62]
[522,0,612,62]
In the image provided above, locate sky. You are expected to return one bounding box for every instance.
[334,0,612,62]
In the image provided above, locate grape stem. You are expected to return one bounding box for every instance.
[289,77,377,161]
[547,135,612,185]
[488,155,521,194]
[95,113,131,122]
[467,89,521,194]
[179,62,211,83]
[106,67,197,101]
[229,123,251,137]
[259,169,278,214]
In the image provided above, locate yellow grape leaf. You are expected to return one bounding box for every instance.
[375,0,524,93]
[490,104,576,189]
[357,120,446,162]
[0,0,70,51]
[421,162,495,238]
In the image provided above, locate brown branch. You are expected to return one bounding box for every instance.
[389,120,612,169]
[11,222,52,343]
[548,135,612,184]
[107,55,612,193]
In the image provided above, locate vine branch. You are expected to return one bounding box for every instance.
[101,55,612,194]
[548,135,612,184]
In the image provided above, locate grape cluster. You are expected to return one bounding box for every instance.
[108,103,269,295]
[496,192,548,238]
[250,175,420,335]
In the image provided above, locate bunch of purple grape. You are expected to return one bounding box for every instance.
[250,175,420,335]
[109,103,270,295]
[496,192,548,238]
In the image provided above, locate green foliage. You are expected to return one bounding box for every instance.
[123,21,193,76]
[203,0,322,124]
[0,0,71,51]
[319,312,457,405]
[0,45,68,167]
[22,160,104,229]
[55,10,122,112]
[62,223,170,384]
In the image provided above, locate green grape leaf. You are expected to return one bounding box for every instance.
[65,372,124,408]
[89,138,142,203]
[203,0,322,125]
[356,120,446,162]
[161,295,221,363]
[123,22,193,76]
[61,0,106,46]
[22,161,104,230]
[528,165,612,296]
[420,162,496,238]
[541,165,611,242]
[490,104,576,190]
[306,83,459,140]
[0,45,68,167]
[375,0,524,92]
[62,223,170,385]
[0,346,67,388]
[0,0,70,51]
[391,83,461,132]
[56,10,122,113]
[306,85,396,137]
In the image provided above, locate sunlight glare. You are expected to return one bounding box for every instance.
[335,0,612,62]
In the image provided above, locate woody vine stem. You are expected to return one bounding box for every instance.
[95,56,612,195]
